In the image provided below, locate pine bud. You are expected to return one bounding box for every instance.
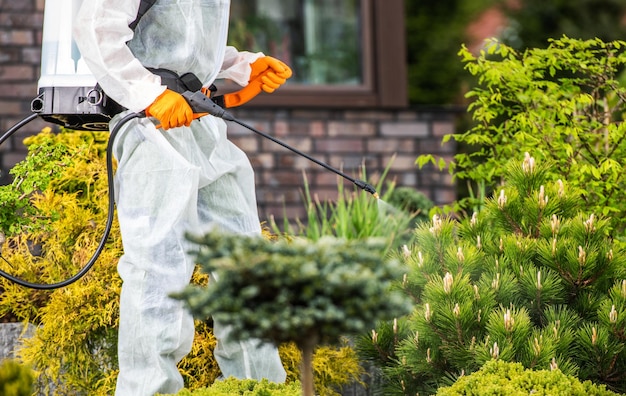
[426,348,432,363]
[402,244,411,258]
[504,309,514,331]
[418,251,424,267]
[490,342,500,359]
[476,235,482,250]
[592,327,597,345]
[497,189,507,209]
[474,285,480,300]
[477,309,482,323]
[610,305,618,323]
[425,303,432,322]
[453,303,461,318]
[393,318,398,334]
[578,246,586,266]
[430,214,442,234]
[550,357,558,371]
[537,271,542,290]
[622,280,626,298]
[557,179,565,197]
[522,152,535,173]
[552,238,557,255]
[499,238,504,252]
[457,247,465,262]
[492,273,500,290]
[371,330,378,344]
[551,215,560,234]
[443,272,454,294]
[538,185,548,209]
[584,214,596,233]
[532,336,542,356]
[471,212,478,227]
[402,273,408,287]
[414,331,419,345]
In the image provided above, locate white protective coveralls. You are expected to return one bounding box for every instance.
[73,1,287,395]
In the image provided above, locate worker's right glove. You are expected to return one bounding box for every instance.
[145,89,194,130]
[223,56,292,108]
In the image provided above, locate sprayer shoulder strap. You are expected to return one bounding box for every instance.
[129,0,158,31]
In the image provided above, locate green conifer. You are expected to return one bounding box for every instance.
[357,153,626,395]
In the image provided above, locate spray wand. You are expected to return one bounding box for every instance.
[182,91,379,199]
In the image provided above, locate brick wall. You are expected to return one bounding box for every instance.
[0,1,459,227]
[227,107,458,226]
[0,0,48,184]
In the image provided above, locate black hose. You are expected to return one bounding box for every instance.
[0,112,139,290]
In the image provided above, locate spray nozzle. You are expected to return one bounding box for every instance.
[354,179,379,199]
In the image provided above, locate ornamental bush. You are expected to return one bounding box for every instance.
[165,377,302,396]
[0,360,34,396]
[418,36,626,235]
[436,359,620,396]
[357,154,626,395]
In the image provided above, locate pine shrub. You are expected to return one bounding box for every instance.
[357,153,626,395]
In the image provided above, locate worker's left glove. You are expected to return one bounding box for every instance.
[223,56,292,108]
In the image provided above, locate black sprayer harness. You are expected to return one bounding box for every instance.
[0,4,377,290]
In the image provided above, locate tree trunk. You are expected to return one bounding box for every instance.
[299,335,319,396]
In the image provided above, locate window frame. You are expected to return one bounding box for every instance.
[242,0,408,109]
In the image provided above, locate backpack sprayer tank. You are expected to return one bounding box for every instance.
[31,0,123,131]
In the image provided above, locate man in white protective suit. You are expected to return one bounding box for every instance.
[73,1,291,394]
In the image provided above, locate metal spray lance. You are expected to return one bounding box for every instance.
[181,91,380,199]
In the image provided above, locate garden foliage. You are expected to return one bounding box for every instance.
[418,36,626,235]
[164,377,302,396]
[0,129,362,395]
[271,158,429,252]
[0,359,34,396]
[358,154,626,395]
[436,359,620,396]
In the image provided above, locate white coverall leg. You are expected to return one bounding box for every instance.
[73,1,287,393]
[111,113,286,396]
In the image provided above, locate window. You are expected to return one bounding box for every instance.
[229,0,407,108]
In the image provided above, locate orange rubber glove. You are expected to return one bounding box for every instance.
[223,56,292,108]
[145,89,194,130]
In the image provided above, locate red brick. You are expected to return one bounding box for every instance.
[381,121,429,137]
[367,138,415,153]
[0,65,35,81]
[328,121,376,137]
[314,138,364,152]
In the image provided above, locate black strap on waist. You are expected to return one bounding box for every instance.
[147,68,204,93]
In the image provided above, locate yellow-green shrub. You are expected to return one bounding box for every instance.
[0,129,362,395]
[0,360,34,396]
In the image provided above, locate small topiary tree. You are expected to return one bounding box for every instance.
[357,153,626,395]
[173,232,413,396]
